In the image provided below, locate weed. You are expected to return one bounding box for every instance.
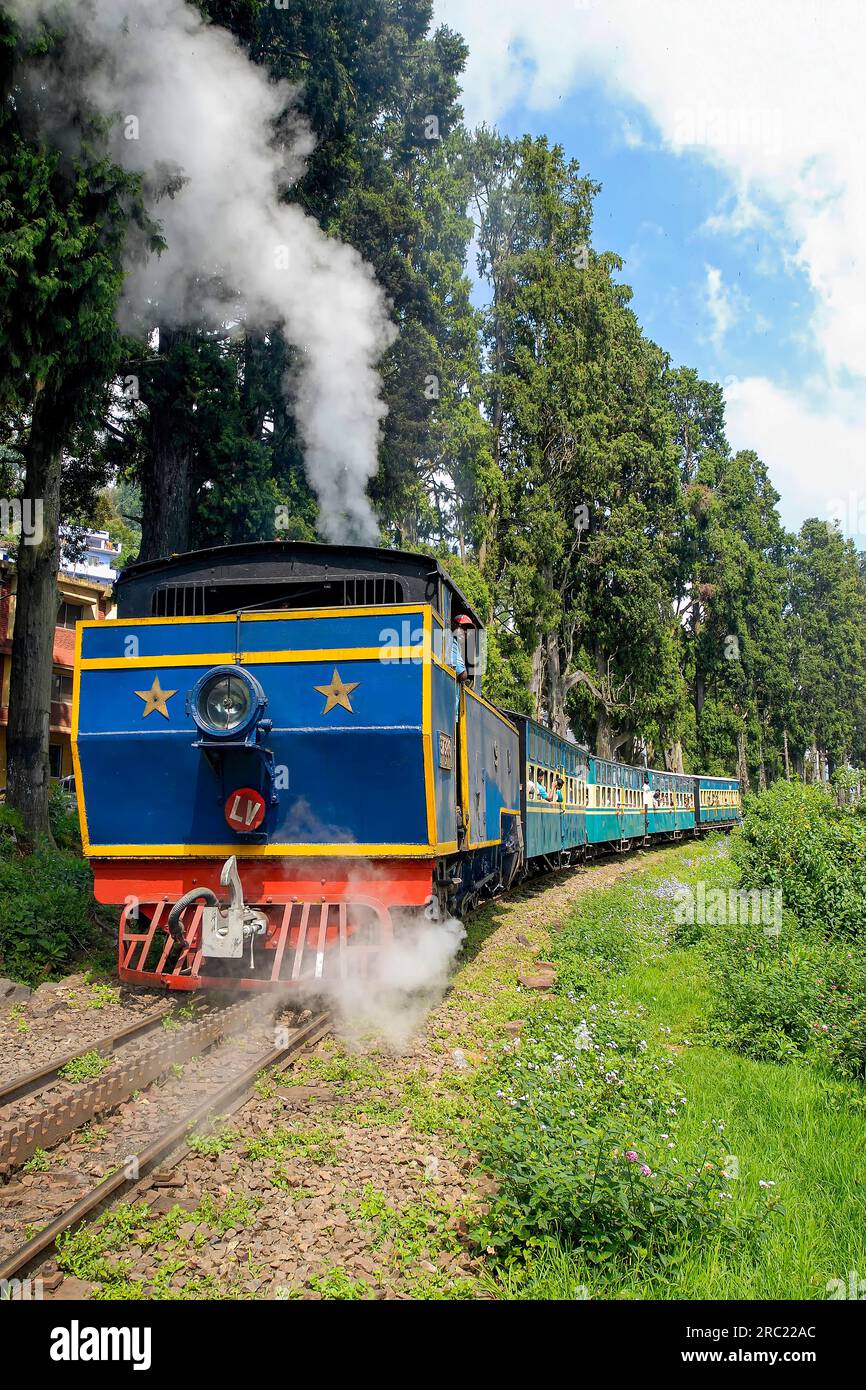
[58,1050,111,1083]
[187,1127,238,1156]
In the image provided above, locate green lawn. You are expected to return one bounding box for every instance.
[618,952,866,1298]
[485,840,866,1301]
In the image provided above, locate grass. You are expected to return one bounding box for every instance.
[355,1184,477,1298]
[50,833,863,1303]
[56,1191,263,1299]
[58,1049,112,1083]
[476,840,866,1300]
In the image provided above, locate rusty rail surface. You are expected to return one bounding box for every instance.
[0,998,261,1171]
[0,1010,331,1285]
[0,1004,179,1108]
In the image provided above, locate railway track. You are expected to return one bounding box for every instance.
[0,1008,331,1287]
[0,998,258,1173]
[0,1001,186,1108]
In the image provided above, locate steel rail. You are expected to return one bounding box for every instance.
[0,1010,330,1285]
[0,998,262,1171]
[0,1004,181,1107]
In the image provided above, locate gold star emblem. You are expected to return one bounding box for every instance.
[315,667,359,714]
[135,675,177,719]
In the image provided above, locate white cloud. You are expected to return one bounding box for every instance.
[437,0,866,538]
[619,116,645,149]
[437,0,866,380]
[704,265,737,349]
[725,377,866,542]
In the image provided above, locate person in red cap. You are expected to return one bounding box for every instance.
[451,614,472,714]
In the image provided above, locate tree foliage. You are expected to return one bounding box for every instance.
[1,0,863,807]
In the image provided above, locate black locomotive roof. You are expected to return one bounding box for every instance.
[115,539,481,625]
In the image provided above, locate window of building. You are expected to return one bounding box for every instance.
[52,670,74,702]
[49,743,63,777]
[57,601,83,630]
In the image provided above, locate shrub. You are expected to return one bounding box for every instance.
[0,804,97,985]
[733,781,866,938]
[707,783,866,1082]
[473,1005,761,1272]
[706,920,866,1080]
[810,941,866,1081]
[705,922,827,1063]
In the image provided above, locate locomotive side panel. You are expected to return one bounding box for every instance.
[459,686,521,850]
[429,650,459,852]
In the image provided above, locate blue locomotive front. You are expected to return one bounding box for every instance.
[72,541,520,989]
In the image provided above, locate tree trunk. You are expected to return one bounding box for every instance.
[595,706,613,760]
[736,728,750,793]
[545,631,570,737]
[138,326,193,562]
[529,638,544,720]
[757,724,767,791]
[6,388,65,843]
[692,598,704,720]
[782,726,790,780]
[664,740,685,773]
[593,643,614,757]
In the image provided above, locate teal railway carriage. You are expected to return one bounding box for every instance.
[589,757,646,845]
[508,713,589,862]
[696,774,741,828]
[586,760,695,847]
[644,767,697,838]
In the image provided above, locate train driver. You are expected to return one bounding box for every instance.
[451,614,472,715]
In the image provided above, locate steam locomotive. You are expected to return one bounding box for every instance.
[71,541,740,990]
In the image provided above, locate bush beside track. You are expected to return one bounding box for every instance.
[0,789,105,987]
[463,799,866,1298]
[704,782,866,1079]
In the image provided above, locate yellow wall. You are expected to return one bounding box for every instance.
[0,570,115,788]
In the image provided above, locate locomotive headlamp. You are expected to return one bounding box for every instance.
[190,666,266,739]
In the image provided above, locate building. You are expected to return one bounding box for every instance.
[61,528,123,586]
[0,530,120,786]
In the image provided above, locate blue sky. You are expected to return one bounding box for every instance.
[437,0,866,547]
[493,90,815,393]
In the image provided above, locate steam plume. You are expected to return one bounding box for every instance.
[325,914,467,1051]
[9,0,396,542]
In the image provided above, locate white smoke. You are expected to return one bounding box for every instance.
[325,913,467,1051]
[9,0,396,542]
